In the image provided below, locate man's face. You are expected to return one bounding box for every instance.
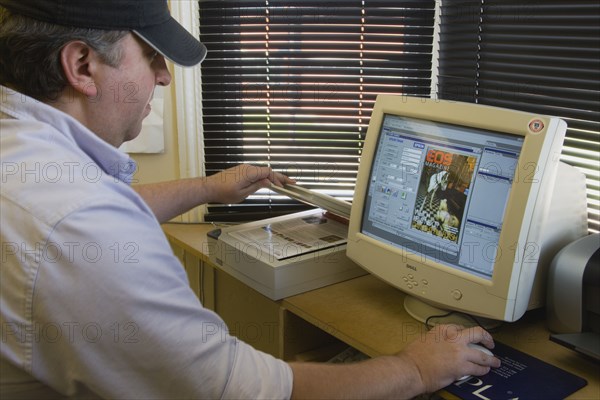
[87,33,171,147]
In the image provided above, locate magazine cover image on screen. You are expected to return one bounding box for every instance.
[411,147,477,244]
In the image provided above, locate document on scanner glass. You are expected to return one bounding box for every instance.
[228,211,348,260]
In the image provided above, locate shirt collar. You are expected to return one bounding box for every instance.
[0,85,137,184]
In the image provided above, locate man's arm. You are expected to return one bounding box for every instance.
[133,164,294,223]
[289,325,500,399]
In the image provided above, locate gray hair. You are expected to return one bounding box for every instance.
[0,7,129,101]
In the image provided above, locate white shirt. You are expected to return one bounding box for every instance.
[0,86,293,399]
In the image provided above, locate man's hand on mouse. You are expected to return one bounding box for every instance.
[397,324,501,393]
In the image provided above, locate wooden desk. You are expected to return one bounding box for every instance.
[163,223,600,399]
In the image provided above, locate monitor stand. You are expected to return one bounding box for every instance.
[404,296,502,329]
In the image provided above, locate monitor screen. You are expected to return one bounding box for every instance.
[361,114,524,281]
[346,95,572,325]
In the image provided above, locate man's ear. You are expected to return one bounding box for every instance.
[60,41,99,99]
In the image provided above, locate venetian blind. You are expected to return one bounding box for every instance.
[198,1,436,221]
[437,0,600,233]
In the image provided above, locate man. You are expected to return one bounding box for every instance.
[0,1,500,398]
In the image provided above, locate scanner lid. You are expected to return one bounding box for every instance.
[270,184,351,220]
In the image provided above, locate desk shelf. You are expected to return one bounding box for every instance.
[163,223,599,399]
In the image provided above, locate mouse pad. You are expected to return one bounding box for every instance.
[441,341,588,400]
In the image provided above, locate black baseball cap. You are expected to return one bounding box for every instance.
[0,0,207,67]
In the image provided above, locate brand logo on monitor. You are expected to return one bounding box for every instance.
[406,264,417,271]
[528,119,545,133]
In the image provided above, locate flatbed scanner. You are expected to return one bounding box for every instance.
[207,185,367,300]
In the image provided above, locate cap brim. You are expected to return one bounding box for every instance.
[133,17,206,67]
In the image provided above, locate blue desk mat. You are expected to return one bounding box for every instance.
[442,341,587,400]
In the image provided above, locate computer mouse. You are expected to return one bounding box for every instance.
[468,342,494,356]
[456,343,495,381]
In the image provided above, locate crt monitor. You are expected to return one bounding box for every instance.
[346,95,570,326]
